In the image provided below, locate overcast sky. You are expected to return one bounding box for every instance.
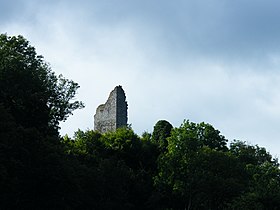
[2,0,280,157]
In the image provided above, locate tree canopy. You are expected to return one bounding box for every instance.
[152,120,173,151]
[0,34,84,209]
[0,34,84,134]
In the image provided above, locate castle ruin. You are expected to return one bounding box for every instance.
[94,86,128,133]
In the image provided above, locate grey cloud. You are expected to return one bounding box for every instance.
[66,0,280,70]
[5,0,280,65]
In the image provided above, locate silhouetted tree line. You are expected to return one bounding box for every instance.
[1,34,280,210]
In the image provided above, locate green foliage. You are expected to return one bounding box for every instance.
[0,34,85,209]
[102,127,140,152]
[0,105,80,209]
[100,127,142,169]
[152,120,173,151]
[155,120,243,209]
[0,34,84,133]
[63,130,103,156]
[229,140,277,166]
[227,161,280,210]
[62,127,157,210]
[167,120,228,154]
[226,141,280,209]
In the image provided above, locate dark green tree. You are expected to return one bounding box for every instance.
[227,141,280,209]
[64,128,150,210]
[0,34,84,209]
[229,140,277,166]
[0,34,84,134]
[154,120,244,210]
[0,104,85,209]
[227,161,280,210]
[152,120,173,151]
[63,129,104,162]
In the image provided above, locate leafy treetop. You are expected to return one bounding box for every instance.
[0,34,84,134]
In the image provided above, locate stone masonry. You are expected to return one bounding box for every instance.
[94,86,128,133]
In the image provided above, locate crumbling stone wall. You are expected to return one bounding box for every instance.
[94,86,128,133]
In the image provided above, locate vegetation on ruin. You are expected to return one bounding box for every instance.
[1,34,280,209]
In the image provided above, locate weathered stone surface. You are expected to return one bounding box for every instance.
[94,86,128,133]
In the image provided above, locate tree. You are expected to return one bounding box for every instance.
[227,141,280,209]
[63,129,104,160]
[152,120,173,151]
[154,120,243,210]
[100,127,142,170]
[229,140,277,166]
[0,104,84,209]
[0,34,84,209]
[0,34,84,134]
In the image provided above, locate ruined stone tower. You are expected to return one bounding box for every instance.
[94,86,128,133]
